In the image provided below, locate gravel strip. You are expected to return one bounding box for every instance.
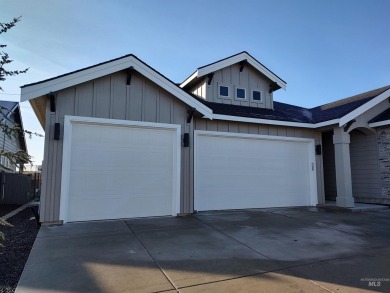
[0,206,21,218]
[0,208,39,293]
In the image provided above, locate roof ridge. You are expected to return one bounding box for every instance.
[319,85,390,110]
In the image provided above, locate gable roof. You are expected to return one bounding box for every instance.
[0,101,28,153]
[20,51,389,130]
[180,51,287,91]
[20,54,213,120]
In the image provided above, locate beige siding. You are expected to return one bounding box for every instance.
[40,71,192,222]
[190,79,207,99]
[206,64,274,109]
[350,130,381,198]
[194,118,325,203]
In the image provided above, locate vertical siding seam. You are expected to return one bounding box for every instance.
[189,119,194,213]
[125,85,129,120]
[74,87,78,117]
[49,116,56,221]
[40,100,51,221]
[109,75,113,119]
[170,96,174,124]
[156,90,160,122]
[92,81,96,117]
[53,138,61,221]
[141,80,145,121]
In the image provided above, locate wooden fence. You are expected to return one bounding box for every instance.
[0,172,41,205]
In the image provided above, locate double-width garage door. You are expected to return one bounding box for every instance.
[194,131,317,211]
[60,117,180,223]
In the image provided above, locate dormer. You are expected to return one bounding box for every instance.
[180,52,286,110]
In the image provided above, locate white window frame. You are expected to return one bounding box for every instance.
[252,89,263,102]
[218,85,230,98]
[235,87,247,100]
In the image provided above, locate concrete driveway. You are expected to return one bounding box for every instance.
[16,207,390,292]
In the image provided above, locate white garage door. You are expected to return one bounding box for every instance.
[60,117,180,223]
[194,131,317,211]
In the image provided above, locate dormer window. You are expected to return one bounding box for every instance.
[219,85,230,98]
[252,90,262,102]
[236,88,246,100]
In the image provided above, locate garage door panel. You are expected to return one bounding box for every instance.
[69,171,172,195]
[62,118,179,222]
[195,132,315,211]
[68,193,172,222]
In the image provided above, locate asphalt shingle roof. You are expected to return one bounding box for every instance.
[193,85,390,124]
[369,108,390,123]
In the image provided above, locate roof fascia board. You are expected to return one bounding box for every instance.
[339,89,390,127]
[21,56,213,119]
[197,53,287,90]
[130,58,213,118]
[369,120,390,128]
[21,56,136,101]
[180,71,198,88]
[180,53,287,90]
[210,114,339,129]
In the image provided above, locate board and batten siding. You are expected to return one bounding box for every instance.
[194,118,325,204]
[193,63,274,109]
[191,79,207,100]
[350,130,381,199]
[40,70,193,223]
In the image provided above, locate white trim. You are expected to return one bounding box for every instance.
[211,114,339,129]
[20,55,213,119]
[59,115,181,223]
[369,119,390,128]
[218,85,230,98]
[251,90,263,102]
[194,130,318,208]
[339,89,390,127]
[180,52,287,90]
[180,71,198,88]
[235,87,247,100]
[314,119,340,128]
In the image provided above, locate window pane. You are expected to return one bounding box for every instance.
[220,86,229,97]
[253,91,261,101]
[236,88,245,99]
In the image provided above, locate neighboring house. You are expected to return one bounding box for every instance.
[0,101,28,173]
[20,52,390,224]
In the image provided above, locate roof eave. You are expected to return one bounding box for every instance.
[339,88,390,127]
[20,55,213,120]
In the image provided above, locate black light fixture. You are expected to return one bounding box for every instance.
[54,123,60,140]
[183,133,190,147]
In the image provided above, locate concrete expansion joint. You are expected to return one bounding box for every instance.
[193,216,273,261]
[124,222,179,291]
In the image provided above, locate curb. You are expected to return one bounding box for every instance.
[1,199,38,220]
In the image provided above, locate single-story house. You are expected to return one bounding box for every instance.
[0,101,28,173]
[20,52,390,224]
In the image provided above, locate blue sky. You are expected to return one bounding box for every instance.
[1,0,389,165]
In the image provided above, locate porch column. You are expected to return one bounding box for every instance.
[333,127,355,207]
